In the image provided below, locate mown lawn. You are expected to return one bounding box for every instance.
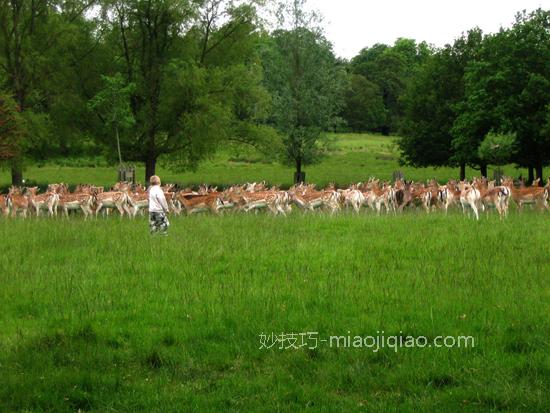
[1,211,548,412]
[0,133,537,188]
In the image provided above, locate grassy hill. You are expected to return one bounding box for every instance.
[0,133,536,188]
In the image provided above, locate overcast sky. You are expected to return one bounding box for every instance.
[306,0,548,59]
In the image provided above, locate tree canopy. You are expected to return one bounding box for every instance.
[0,1,548,184]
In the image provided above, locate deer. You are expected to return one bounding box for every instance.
[459,180,481,220]
[289,184,339,214]
[0,193,10,217]
[57,185,94,219]
[394,180,414,213]
[340,187,364,213]
[25,187,59,217]
[237,189,283,215]
[357,180,390,215]
[177,192,225,215]
[423,180,441,213]
[6,186,29,218]
[503,177,548,212]
[479,185,510,219]
[93,188,132,217]
[126,185,149,217]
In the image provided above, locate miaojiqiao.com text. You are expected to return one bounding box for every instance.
[259,331,475,352]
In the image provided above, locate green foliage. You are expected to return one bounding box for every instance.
[399,30,482,169]
[478,132,517,166]
[0,1,102,164]
[0,92,24,159]
[89,73,136,164]
[89,74,135,132]
[0,0,549,184]
[97,0,275,179]
[261,0,345,177]
[453,10,550,174]
[342,74,387,132]
[348,39,432,134]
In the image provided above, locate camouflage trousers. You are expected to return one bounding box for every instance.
[149,212,169,234]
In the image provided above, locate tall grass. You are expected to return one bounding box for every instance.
[1,211,548,412]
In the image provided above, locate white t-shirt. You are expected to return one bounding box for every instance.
[148,185,169,213]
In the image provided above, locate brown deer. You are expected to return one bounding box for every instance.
[25,187,58,217]
[503,177,547,212]
[7,186,29,218]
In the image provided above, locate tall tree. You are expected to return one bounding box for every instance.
[452,10,550,182]
[0,0,98,184]
[399,29,482,179]
[101,0,272,182]
[349,39,431,134]
[261,0,344,183]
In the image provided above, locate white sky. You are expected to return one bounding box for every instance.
[307,0,549,59]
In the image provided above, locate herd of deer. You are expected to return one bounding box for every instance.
[1,177,549,220]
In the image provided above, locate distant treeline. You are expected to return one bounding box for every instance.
[0,1,548,184]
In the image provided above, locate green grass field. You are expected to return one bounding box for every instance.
[0,134,539,188]
[1,133,548,412]
[1,211,549,412]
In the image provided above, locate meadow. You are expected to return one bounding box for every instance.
[0,133,548,412]
[0,133,538,189]
[1,211,549,412]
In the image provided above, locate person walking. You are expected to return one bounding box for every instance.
[148,175,170,235]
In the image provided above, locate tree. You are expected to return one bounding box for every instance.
[453,10,550,182]
[399,29,482,179]
[342,74,386,132]
[0,92,24,160]
[0,0,97,184]
[506,10,550,183]
[477,132,517,167]
[89,74,136,165]
[261,0,344,183]
[101,0,273,182]
[349,39,431,134]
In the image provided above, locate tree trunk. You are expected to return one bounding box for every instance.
[116,127,123,166]
[480,164,488,178]
[528,165,534,184]
[145,126,157,184]
[294,157,304,184]
[11,158,23,186]
[535,162,543,186]
[459,163,466,181]
[145,153,156,184]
